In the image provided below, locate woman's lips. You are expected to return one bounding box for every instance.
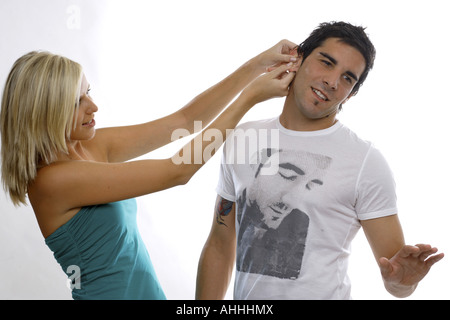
[82,119,95,127]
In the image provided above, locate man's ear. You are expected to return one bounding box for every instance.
[289,47,299,58]
[338,93,355,112]
[342,92,356,105]
[290,49,303,73]
[289,48,301,64]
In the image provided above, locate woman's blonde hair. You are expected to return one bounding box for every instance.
[1,51,83,206]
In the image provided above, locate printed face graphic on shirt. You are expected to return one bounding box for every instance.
[248,149,332,229]
[236,148,332,280]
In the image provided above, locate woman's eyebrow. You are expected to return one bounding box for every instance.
[279,163,305,175]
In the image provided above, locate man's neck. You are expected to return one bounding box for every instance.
[279,92,338,132]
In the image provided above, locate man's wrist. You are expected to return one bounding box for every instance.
[384,280,417,298]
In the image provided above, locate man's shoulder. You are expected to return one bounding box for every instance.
[337,122,373,150]
[235,117,278,131]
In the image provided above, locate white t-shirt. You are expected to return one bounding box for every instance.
[216,117,397,300]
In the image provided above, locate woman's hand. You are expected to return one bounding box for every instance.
[242,63,296,105]
[249,39,299,74]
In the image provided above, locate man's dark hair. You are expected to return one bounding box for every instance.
[297,21,376,98]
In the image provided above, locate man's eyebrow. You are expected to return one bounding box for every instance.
[320,52,337,65]
[346,71,358,82]
[319,52,359,82]
[279,163,305,175]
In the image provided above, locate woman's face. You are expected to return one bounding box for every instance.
[69,73,98,141]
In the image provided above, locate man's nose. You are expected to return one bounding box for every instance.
[323,73,339,90]
[280,179,306,202]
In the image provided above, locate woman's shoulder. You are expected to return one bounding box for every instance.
[28,161,84,238]
[30,161,78,194]
[29,159,101,203]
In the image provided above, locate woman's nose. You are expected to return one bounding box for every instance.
[87,99,98,113]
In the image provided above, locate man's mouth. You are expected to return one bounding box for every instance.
[269,202,289,215]
[312,88,329,101]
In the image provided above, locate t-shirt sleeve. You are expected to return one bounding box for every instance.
[355,145,398,220]
[215,141,236,202]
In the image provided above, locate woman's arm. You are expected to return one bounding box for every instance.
[32,65,295,214]
[93,40,298,163]
[171,64,296,182]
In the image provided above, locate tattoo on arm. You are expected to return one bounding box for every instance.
[215,198,233,227]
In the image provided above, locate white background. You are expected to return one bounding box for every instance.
[0,0,448,300]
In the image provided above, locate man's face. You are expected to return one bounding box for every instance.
[289,37,366,119]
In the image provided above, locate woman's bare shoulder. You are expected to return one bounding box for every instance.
[28,162,83,238]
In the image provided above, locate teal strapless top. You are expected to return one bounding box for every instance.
[45,199,166,300]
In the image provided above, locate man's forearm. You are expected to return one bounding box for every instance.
[196,243,235,300]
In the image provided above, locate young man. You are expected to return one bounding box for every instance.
[196,22,444,299]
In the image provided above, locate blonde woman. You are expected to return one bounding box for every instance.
[0,41,298,300]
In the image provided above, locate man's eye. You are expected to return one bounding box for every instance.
[343,75,353,84]
[278,171,297,181]
[321,60,332,66]
[278,163,305,181]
